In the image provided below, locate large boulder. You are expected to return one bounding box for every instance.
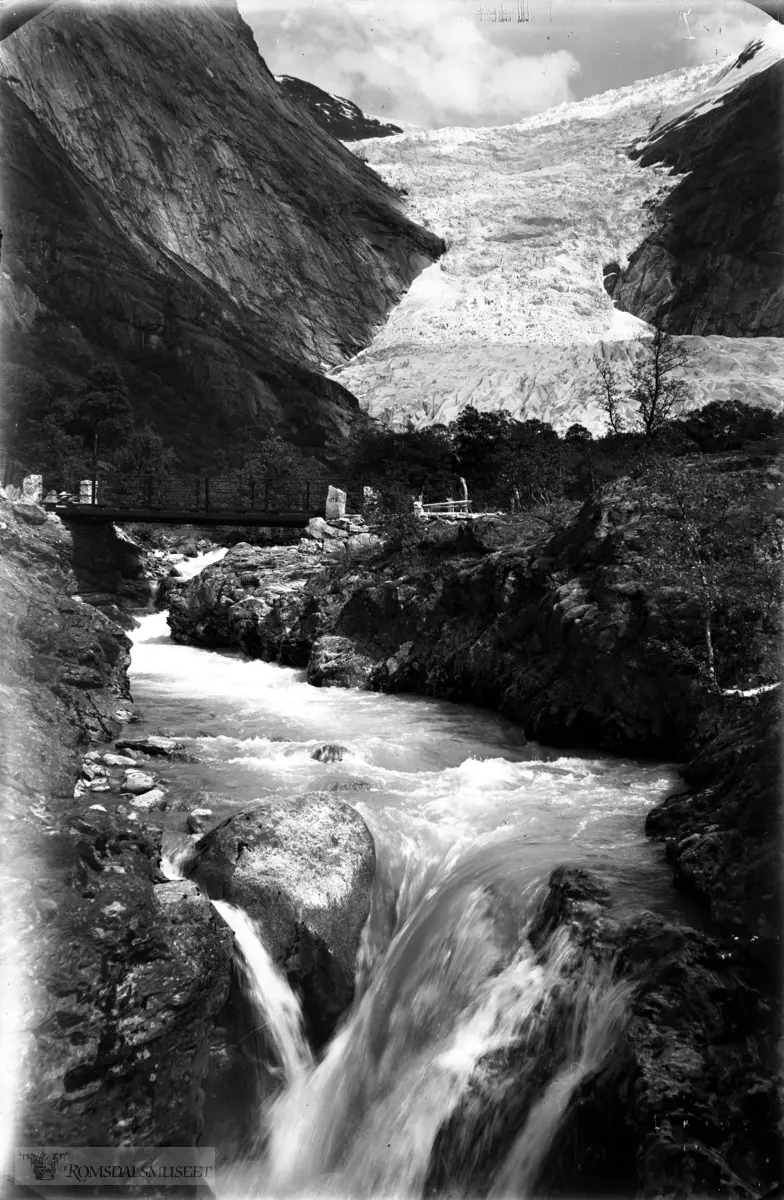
[307,635,378,688]
[184,793,375,1043]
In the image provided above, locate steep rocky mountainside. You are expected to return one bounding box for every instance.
[0,0,443,466]
[275,74,403,141]
[326,31,784,432]
[613,43,784,336]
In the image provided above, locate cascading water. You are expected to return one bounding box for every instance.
[211,901,313,1088]
[161,825,311,1093]
[128,554,688,1199]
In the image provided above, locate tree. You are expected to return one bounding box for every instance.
[628,326,690,440]
[111,424,178,477]
[344,424,455,501]
[63,363,133,477]
[591,343,628,435]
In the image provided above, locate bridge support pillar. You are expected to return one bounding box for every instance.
[79,479,97,505]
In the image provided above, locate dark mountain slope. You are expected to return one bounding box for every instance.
[0,82,362,468]
[276,75,403,141]
[0,0,442,467]
[613,56,784,336]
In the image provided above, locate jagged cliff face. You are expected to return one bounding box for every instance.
[0,0,443,465]
[275,75,403,141]
[613,32,784,337]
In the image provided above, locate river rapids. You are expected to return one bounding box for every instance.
[130,553,686,1200]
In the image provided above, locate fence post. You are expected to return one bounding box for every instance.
[205,477,210,512]
[92,472,98,506]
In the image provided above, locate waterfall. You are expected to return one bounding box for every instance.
[488,937,634,1198]
[211,901,312,1087]
[159,852,311,1091]
[130,587,681,1200]
[245,891,633,1200]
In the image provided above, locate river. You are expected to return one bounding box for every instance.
[127,551,687,1199]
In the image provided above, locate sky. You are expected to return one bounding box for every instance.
[237,0,773,127]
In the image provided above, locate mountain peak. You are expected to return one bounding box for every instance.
[274,74,403,141]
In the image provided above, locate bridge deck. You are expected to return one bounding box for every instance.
[53,506,321,527]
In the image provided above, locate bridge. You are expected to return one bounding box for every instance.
[47,473,350,527]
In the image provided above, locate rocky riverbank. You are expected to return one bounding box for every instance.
[167,497,782,944]
[0,498,376,1168]
[3,487,781,1197]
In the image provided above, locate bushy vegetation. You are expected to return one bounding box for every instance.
[337,398,782,517]
[5,362,177,491]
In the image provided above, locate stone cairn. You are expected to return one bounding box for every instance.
[300,486,381,557]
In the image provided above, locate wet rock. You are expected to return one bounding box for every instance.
[116,735,185,757]
[102,752,139,768]
[527,864,613,952]
[130,787,167,811]
[186,812,209,836]
[167,542,325,663]
[307,636,377,688]
[311,743,349,764]
[122,769,155,795]
[184,793,376,1043]
[328,779,372,793]
[114,707,141,723]
[86,779,111,794]
[81,761,107,781]
[160,797,191,813]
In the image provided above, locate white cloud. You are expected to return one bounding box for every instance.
[238,0,581,126]
[237,0,774,127]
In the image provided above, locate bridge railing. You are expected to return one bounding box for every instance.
[66,473,331,514]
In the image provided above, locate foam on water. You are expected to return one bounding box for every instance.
[129,594,688,1197]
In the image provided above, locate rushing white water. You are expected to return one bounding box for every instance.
[171,546,228,580]
[211,901,313,1087]
[127,565,690,1199]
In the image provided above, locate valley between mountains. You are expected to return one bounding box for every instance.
[0,4,782,1199]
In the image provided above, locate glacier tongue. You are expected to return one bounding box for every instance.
[331,37,784,432]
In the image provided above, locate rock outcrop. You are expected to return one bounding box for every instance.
[183,794,376,1044]
[275,74,404,141]
[646,690,781,960]
[169,466,780,760]
[0,1,443,468]
[14,810,233,1147]
[614,43,784,337]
